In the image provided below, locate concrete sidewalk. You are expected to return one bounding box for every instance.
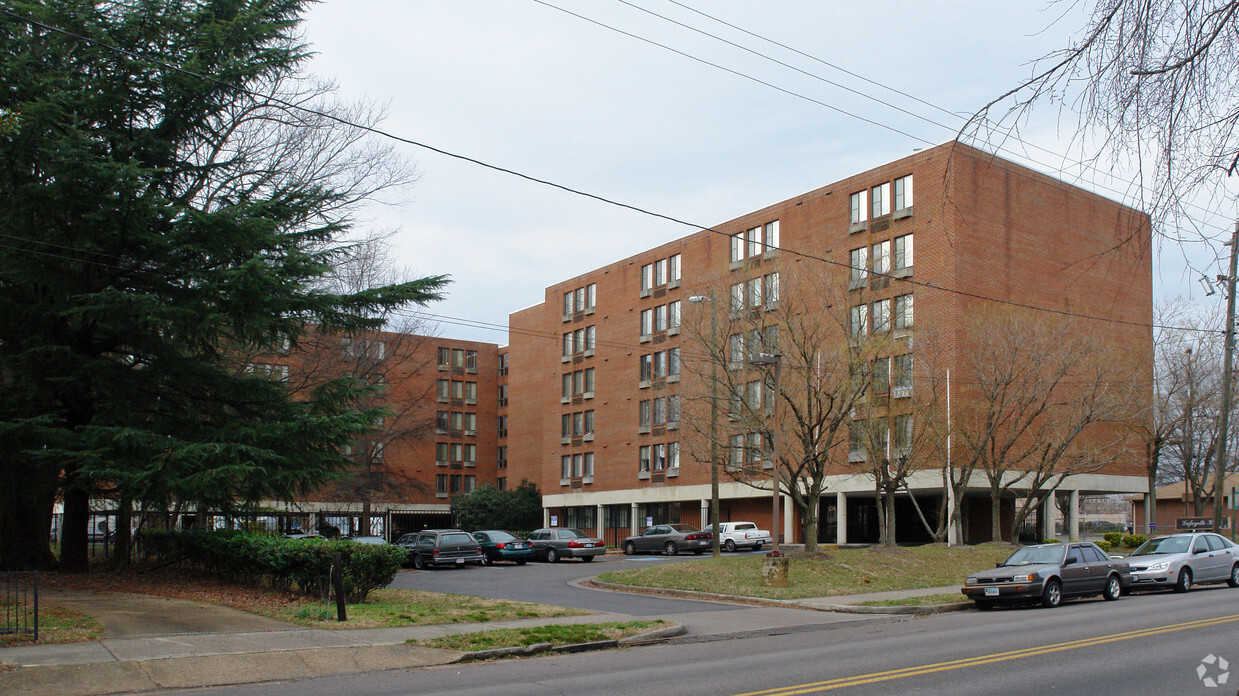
[0,583,965,695]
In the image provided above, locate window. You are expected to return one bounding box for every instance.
[668,347,681,378]
[563,283,596,316]
[849,422,866,459]
[450,380,464,399]
[667,395,680,425]
[498,353,509,377]
[731,233,744,263]
[574,287,585,313]
[654,304,667,332]
[463,444,476,466]
[498,384,508,407]
[893,353,913,394]
[497,446,507,468]
[893,414,913,452]
[652,443,667,471]
[764,273,779,307]
[746,226,762,258]
[763,325,779,352]
[850,247,868,284]
[653,397,667,425]
[668,300,681,332]
[639,354,653,383]
[894,234,913,271]
[464,413,477,436]
[850,304,869,336]
[437,347,451,368]
[640,309,653,338]
[464,381,477,403]
[561,455,572,480]
[583,410,594,436]
[850,190,867,224]
[669,254,681,283]
[641,263,654,292]
[871,182,891,218]
[654,258,667,286]
[583,452,594,478]
[653,351,667,379]
[465,350,478,372]
[730,282,744,312]
[436,443,450,465]
[873,298,891,333]
[639,445,651,473]
[729,334,745,364]
[893,294,914,330]
[639,400,652,428]
[747,432,766,464]
[764,221,779,253]
[451,348,465,368]
[747,278,762,308]
[745,380,763,412]
[437,379,450,401]
[873,357,890,393]
[729,434,745,469]
[871,240,890,275]
[667,442,680,471]
[586,283,596,309]
[450,411,463,431]
[436,474,448,494]
[563,332,573,358]
[894,174,913,210]
[563,291,574,316]
[436,411,449,432]
[498,415,508,437]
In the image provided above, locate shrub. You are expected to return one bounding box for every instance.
[1042,538,1063,544]
[135,529,404,603]
[1121,534,1147,549]
[1103,531,1123,546]
[1095,540,1112,552]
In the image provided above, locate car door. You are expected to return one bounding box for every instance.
[1187,535,1216,580]
[1060,544,1093,595]
[638,526,667,553]
[527,530,549,558]
[1081,544,1114,591]
[1202,534,1229,581]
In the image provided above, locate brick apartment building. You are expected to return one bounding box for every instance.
[505,141,1153,546]
[1130,475,1239,537]
[251,329,504,539]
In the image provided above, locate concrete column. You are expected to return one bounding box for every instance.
[596,504,605,540]
[630,502,639,536]
[700,499,710,528]
[783,493,794,545]
[1069,490,1081,540]
[1042,495,1056,540]
[543,507,551,528]
[835,491,848,546]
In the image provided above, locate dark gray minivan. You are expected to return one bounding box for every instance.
[394,529,485,569]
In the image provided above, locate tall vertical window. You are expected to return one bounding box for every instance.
[894,234,914,271]
[654,304,668,332]
[654,258,667,286]
[668,300,681,331]
[893,415,913,451]
[641,263,654,292]
[873,299,891,333]
[871,240,890,275]
[763,325,779,351]
[730,233,744,263]
[667,395,680,424]
[640,309,653,337]
[850,190,867,224]
[639,400,652,428]
[850,247,868,284]
[730,283,744,312]
[639,446,652,473]
[764,221,779,252]
[871,182,891,218]
[437,347,451,368]
[563,291,574,315]
[894,174,913,210]
[746,226,762,258]
[873,357,890,392]
[668,347,681,377]
[764,273,780,307]
[729,334,744,363]
[574,287,585,312]
[667,442,680,471]
[893,294,914,330]
[586,284,596,309]
[747,278,762,308]
[639,354,653,382]
[669,254,681,283]
[850,305,869,336]
[893,353,913,394]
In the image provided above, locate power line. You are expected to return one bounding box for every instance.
[0,8,1212,338]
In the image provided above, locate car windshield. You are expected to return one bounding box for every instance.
[669,524,698,532]
[1131,536,1192,556]
[1003,545,1066,566]
[488,531,516,542]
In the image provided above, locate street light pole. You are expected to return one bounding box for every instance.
[689,293,722,558]
[1214,221,1238,535]
[749,351,782,556]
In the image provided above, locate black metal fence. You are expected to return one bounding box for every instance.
[1,571,39,642]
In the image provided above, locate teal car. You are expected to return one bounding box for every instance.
[472,530,534,566]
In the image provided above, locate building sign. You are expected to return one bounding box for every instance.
[1176,517,1231,531]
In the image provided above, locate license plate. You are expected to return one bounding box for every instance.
[456,558,464,565]
[984,587,999,597]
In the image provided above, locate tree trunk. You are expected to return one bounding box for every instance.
[802,504,819,554]
[60,482,90,573]
[990,487,1003,543]
[0,461,59,571]
[1145,470,1158,536]
[113,496,132,571]
[883,491,897,547]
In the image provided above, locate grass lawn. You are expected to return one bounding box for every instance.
[0,603,102,647]
[410,620,669,652]
[262,588,589,629]
[856,593,966,607]
[596,544,1018,600]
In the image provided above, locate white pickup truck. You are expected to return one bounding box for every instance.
[704,521,773,552]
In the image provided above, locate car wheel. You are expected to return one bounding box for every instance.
[1103,574,1122,601]
[481,554,493,566]
[664,541,678,556]
[693,549,704,555]
[974,599,996,611]
[724,540,737,553]
[1040,579,1062,608]
[623,541,636,555]
[1174,568,1192,593]
[753,542,763,551]
[1228,564,1239,588]
[581,555,595,562]
[412,554,426,571]
[516,559,527,566]
[546,547,560,563]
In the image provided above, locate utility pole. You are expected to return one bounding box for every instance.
[689,293,722,557]
[1214,221,1238,534]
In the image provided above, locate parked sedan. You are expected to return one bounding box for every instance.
[526,528,606,562]
[1126,532,1239,592]
[622,524,713,556]
[472,530,534,566]
[961,542,1130,609]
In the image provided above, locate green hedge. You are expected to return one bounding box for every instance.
[1095,539,1112,552]
[138,529,405,603]
[1121,534,1148,549]
[1103,531,1123,546]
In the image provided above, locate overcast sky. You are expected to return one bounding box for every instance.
[299,1,1227,345]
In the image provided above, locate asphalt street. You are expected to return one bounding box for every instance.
[172,558,1239,696]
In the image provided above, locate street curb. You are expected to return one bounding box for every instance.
[583,579,972,615]
[452,623,687,663]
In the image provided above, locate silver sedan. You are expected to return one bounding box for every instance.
[1126,532,1239,592]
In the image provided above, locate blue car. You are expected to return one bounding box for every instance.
[472,530,534,566]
